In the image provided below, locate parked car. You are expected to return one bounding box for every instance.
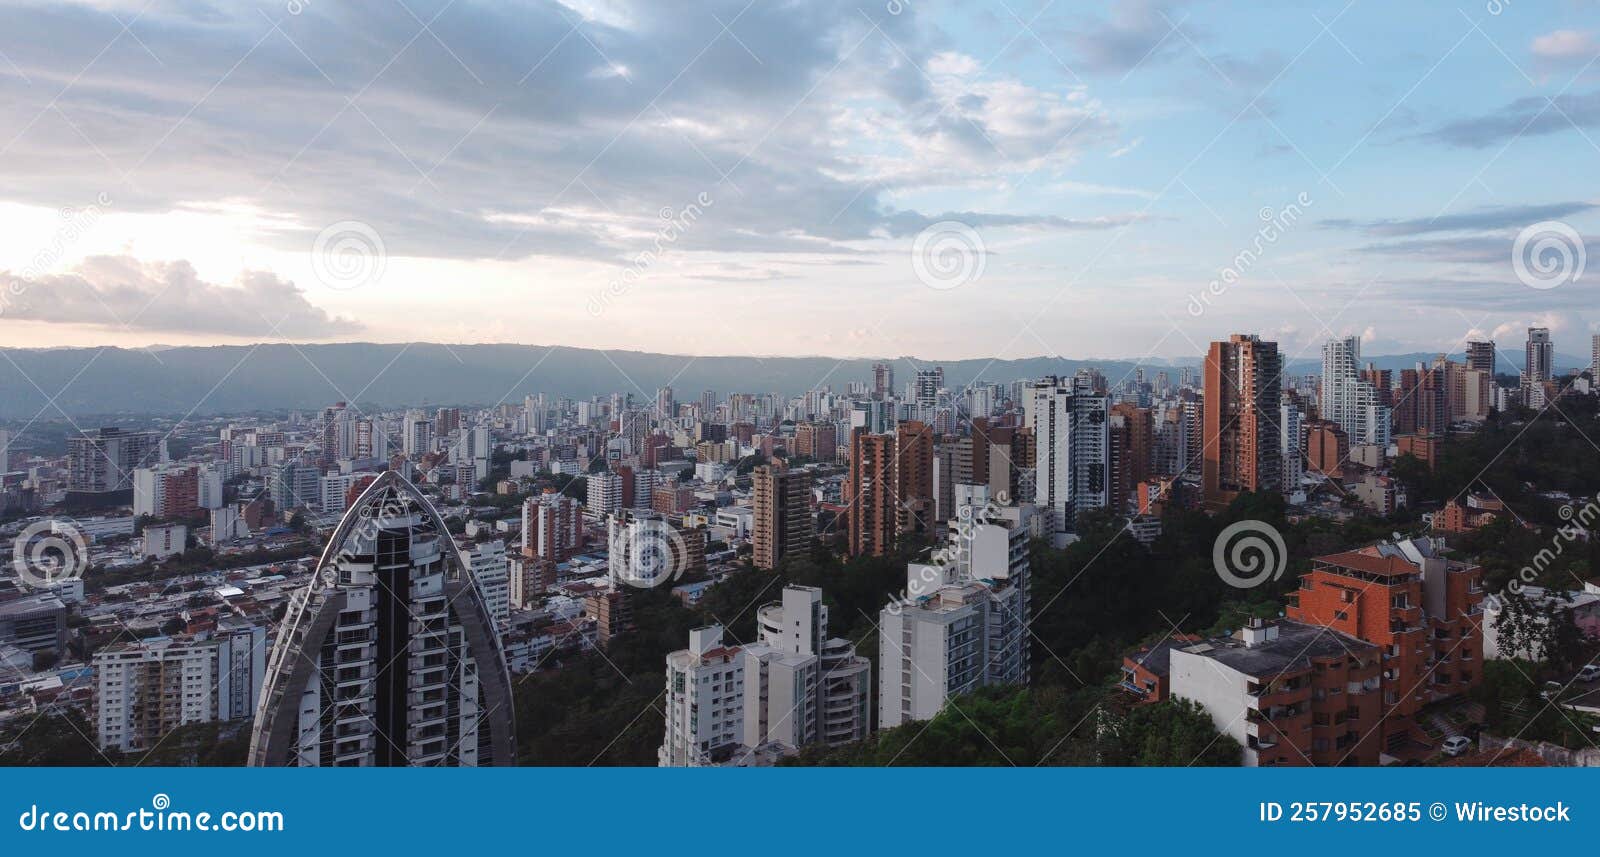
[1542,681,1563,699]
[1578,664,1600,683]
[1441,736,1473,757]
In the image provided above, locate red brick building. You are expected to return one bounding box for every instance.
[1287,538,1484,754]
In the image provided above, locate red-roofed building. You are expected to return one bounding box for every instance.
[1288,537,1484,754]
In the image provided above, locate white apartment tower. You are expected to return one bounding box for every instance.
[94,623,266,751]
[1321,336,1390,446]
[248,472,515,766]
[1028,375,1108,534]
[659,625,747,767]
[878,487,1034,728]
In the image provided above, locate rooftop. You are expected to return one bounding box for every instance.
[1180,621,1376,679]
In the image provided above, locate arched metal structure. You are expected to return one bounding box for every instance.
[249,471,515,766]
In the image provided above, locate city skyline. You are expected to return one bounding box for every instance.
[0,1,1597,360]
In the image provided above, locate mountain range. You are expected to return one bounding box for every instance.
[0,343,1586,418]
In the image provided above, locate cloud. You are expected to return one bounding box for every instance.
[1531,29,1599,61]
[1060,0,1185,75]
[0,0,1130,269]
[1320,201,1598,236]
[878,210,1145,237]
[1422,90,1600,148]
[0,256,357,337]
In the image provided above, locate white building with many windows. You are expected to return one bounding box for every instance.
[878,486,1034,729]
[94,623,265,751]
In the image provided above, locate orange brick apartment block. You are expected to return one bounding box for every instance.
[1287,538,1484,754]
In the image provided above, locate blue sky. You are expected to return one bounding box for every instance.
[0,0,1596,363]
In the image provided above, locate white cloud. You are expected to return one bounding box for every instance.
[0,256,357,337]
[1531,29,1598,60]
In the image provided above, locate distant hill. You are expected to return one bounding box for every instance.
[0,341,1584,418]
[0,343,1171,417]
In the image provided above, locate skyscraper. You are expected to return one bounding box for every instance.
[752,465,814,570]
[1203,335,1283,509]
[1028,375,1109,532]
[1320,336,1389,446]
[249,471,515,766]
[1524,327,1553,406]
[1465,340,1496,376]
[846,421,933,556]
[67,427,162,495]
[872,362,894,399]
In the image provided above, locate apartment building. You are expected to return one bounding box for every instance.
[94,623,266,751]
[878,487,1034,728]
[1287,537,1484,753]
[1165,619,1384,766]
[751,464,813,570]
[659,625,747,767]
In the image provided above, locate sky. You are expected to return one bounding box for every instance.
[0,0,1597,365]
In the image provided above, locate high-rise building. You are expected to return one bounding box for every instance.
[1108,403,1152,514]
[132,464,201,519]
[751,465,814,570]
[1287,537,1483,753]
[68,427,162,495]
[1279,398,1305,494]
[845,421,933,556]
[1465,340,1496,376]
[872,362,895,399]
[461,539,510,633]
[586,471,623,518]
[94,623,266,751]
[657,585,871,767]
[659,625,747,766]
[402,411,433,458]
[1028,375,1109,532]
[878,487,1033,728]
[607,510,706,588]
[1320,337,1389,446]
[319,402,351,466]
[1524,327,1554,405]
[1591,334,1600,379]
[522,490,584,583]
[248,472,515,766]
[1202,335,1282,509]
